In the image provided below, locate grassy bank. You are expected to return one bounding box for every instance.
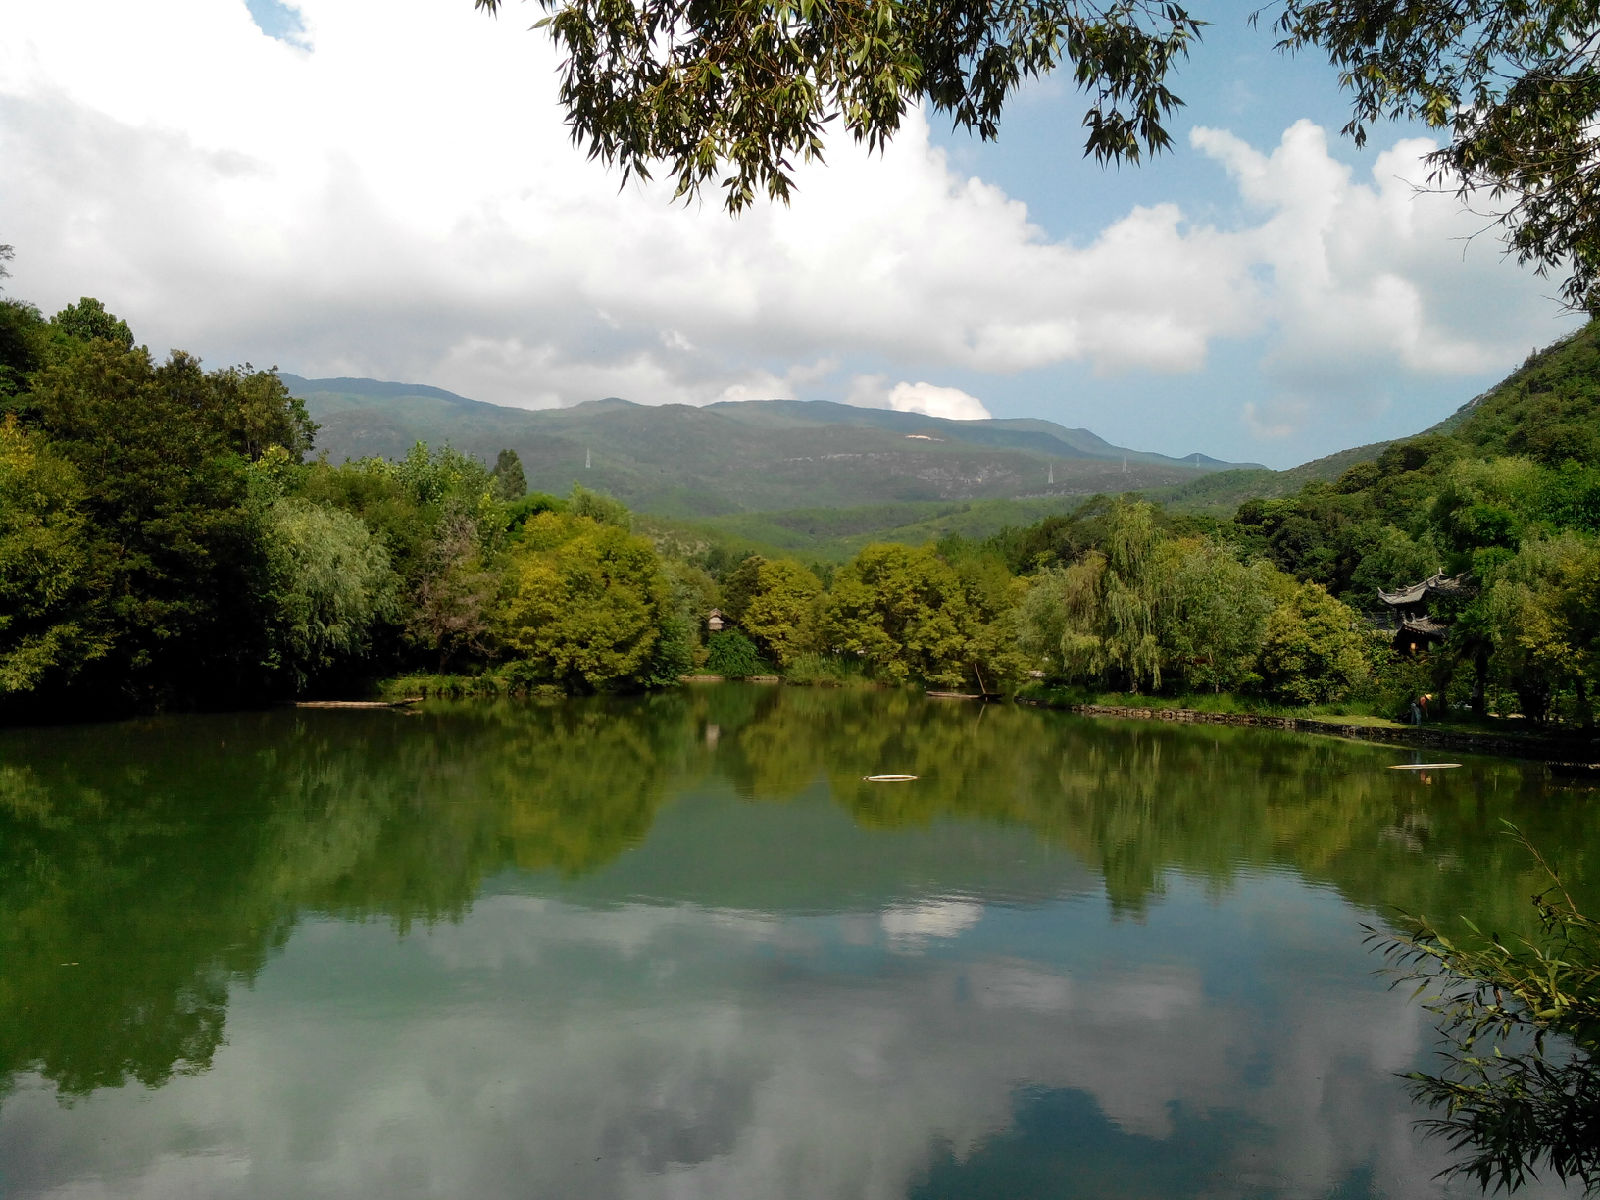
[377,669,566,702]
[1012,683,1382,721]
[1015,683,1596,763]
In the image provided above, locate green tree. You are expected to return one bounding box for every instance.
[1257,581,1369,705]
[204,366,318,463]
[1016,499,1166,690]
[659,558,719,674]
[491,447,528,501]
[567,483,631,529]
[21,342,276,706]
[501,513,673,691]
[409,512,503,671]
[1273,0,1600,309]
[1375,837,1600,1196]
[1484,533,1600,724]
[1345,525,1441,606]
[301,457,435,588]
[1432,457,1542,558]
[300,445,513,677]
[0,298,47,400]
[1100,498,1165,688]
[50,297,134,350]
[1018,553,1103,682]
[816,543,976,686]
[705,629,767,677]
[477,0,1600,305]
[741,558,823,667]
[0,417,107,696]
[263,498,400,688]
[391,442,503,544]
[1158,538,1277,693]
[718,553,766,623]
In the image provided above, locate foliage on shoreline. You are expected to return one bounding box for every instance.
[1372,832,1600,1196]
[3,288,1600,733]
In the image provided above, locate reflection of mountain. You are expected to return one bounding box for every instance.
[0,688,1593,1109]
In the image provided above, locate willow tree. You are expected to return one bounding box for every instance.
[1374,837,1600,1195]
[1017,498,1165,690]
[1157,538,1278,694]
[263,498,400,688]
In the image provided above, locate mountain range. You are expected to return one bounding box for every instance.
[283,375,1264,519]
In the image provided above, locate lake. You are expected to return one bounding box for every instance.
[1,685,1593,1199]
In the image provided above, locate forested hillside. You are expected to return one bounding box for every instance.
[287,375,1257,517]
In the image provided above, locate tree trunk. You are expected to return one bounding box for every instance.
[1472,645,1489,717]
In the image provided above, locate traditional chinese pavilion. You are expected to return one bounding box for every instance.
[1377,572,1473,655]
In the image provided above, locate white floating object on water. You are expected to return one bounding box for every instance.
[864,774,918,782]
[1388,763,1462,770]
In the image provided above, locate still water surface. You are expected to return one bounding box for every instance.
[2,686,1595,1198]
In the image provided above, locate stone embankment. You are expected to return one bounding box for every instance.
[1024,701,1596,765]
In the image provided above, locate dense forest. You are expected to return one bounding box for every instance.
[3,288,1598,728]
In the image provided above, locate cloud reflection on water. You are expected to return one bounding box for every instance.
[0,695,1589,1198]
[1,871,1570,1199]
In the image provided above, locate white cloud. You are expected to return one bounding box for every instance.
[1243,396,1311,441]
[846,376,992,421]
[879,898,986,946]
[887,381,991,421]
[1190,120,1573,437]
[0,0,1577,449]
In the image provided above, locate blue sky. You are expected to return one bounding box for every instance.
[918,2,1579,461]
[244,0,307,44]
[1,1,1579,468]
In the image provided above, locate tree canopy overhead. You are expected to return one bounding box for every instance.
[1273,0,1600,310]
[478,0,1600,308]
[475,0,1200,208]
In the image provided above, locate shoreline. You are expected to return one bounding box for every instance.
[370,673,1598,771]
[1019,698,1597,767]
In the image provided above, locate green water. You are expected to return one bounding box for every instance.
[1,685,1594,1198]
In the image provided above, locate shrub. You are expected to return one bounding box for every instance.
[784,651,870,687]
[705,630,766,678]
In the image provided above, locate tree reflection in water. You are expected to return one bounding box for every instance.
[0,686,1593,1196]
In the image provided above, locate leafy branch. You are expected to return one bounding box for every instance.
[1368,826,1600,1194]
[474,0,1200,210]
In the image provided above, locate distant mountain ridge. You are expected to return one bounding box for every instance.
[281,374,1263,519]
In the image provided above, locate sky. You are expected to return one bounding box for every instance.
[0,0,1585,468]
